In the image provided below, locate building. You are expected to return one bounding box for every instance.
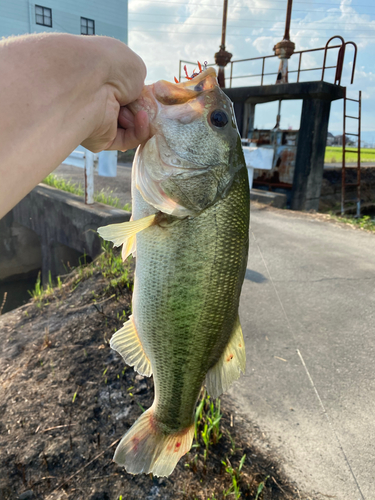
[0,1,127,43]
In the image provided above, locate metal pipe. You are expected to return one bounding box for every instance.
[297,52,302,82]
[261,58,265,85]
[85,150,95,205]
[221,0,228,49]
[283,0,293,41]
[357,90,361,217]
[341,87,346,216]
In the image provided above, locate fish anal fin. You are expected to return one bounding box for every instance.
[205,316,246,399]
[114,405,194,477]
[97,214,156,261]
[110,316,152,377]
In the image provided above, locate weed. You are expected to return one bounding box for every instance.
[42,175,132,211]
[226,429,239,456]
[0,292,7,316]
[43,328,52,349]
[222,454,246,499]
[330,213,375,233]
[57,276,62,290]
[135,400,145,413]
[255,475,269,500]
[28,272,43,299]
[194,390,223,461]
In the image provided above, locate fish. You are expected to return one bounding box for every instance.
[97,67,250,477]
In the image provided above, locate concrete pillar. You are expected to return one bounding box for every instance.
[242,103,256,138]
[291,98,331,211]
[234,102,256,139]
[233,102,244,137]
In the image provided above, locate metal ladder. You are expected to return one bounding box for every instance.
[341,89,361,216]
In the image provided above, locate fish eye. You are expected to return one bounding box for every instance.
[210,110,229,128]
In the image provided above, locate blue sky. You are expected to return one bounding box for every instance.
[128,0,375,139]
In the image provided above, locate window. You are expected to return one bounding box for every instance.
[35,5,52,27]
[81,17,95,35]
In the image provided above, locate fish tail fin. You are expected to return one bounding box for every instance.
[114,406,194,477]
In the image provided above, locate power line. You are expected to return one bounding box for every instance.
[128,28,375,38]
[129,0,375,9]
[130,6,374,13]
[129,19,375,29]
[129,13,375,25]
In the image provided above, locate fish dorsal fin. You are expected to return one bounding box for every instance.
[110,316,152,377]
[205,315,246,399]
[97,214,156,261]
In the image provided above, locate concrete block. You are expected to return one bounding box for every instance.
[250,188,287,208]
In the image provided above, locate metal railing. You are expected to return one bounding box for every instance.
[179,36,357,88]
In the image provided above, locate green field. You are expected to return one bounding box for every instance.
[325,147,375,163]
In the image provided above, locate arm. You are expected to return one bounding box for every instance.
[0,33,149,218]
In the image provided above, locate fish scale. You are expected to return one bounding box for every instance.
[134,166,249,431]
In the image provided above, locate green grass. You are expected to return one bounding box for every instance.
[330,214,375,232]
[27,240,133,308]
[324,146,375,163]
[222,454,246,499]
[42,174,131,211]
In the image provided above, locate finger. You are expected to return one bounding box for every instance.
[97,37,147,105]
[107,111,150,151]
[134,110,150,143]
[118,106,135,129]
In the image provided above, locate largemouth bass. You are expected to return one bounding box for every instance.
[98,68,250,477]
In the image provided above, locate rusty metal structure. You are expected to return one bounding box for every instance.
[179,37,357,89]
[178,0,362,213]
[242,129,298,189]
[342,90,362,216]
[226,36,357,88]
[214,0,232,88]
[273,0,295,84]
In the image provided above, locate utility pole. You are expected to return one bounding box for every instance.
[214,0,232,88]
[273,0,295,84]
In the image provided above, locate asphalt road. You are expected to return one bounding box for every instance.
[233,205,375,499]
[53,162,375,498]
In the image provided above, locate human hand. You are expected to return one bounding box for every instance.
[80,37,150,153]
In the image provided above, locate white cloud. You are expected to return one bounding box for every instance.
[128,0,375,131]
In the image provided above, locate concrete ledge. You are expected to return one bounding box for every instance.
[12,184,129,258]
[224,81,345,104]
[250,188,287,208]
[1,184,130,282]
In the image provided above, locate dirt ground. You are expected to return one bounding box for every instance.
[0,254,305,500]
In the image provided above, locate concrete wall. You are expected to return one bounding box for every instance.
[0,184,129,284]
[0,212,42,281]
[0,0,128,43]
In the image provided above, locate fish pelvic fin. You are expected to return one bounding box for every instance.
[97,214,156,261]
[110,316,152,377]
[114,406,194,477]
[205,315,246,399]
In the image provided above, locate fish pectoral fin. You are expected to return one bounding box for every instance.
[205,315,246,399]
[114,405,194,477]
[97,214,156,261]
[110,315,152,377]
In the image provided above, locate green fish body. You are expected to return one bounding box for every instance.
[98,68,250,476]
